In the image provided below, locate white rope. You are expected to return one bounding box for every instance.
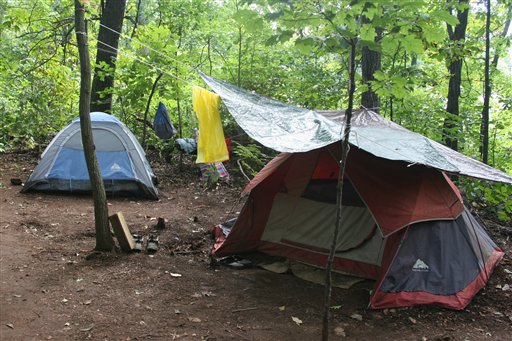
[94,37,194,85]
[98,22,195,72]
[78,29,195,85]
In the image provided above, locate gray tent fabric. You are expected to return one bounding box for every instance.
[199,72,512,184]
[23,112,159,199]
[378,208,498,295]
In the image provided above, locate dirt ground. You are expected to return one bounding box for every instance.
[0,152,511,341]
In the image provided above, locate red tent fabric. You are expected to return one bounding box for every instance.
[212,144,503,310]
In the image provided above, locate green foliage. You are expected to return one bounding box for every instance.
[232,142,268,177]
[460,178,512,224]
[0,0,511,223]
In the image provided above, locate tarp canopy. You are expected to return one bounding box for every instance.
[199,72,512,184]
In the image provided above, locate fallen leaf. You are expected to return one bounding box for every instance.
[334,326,346,337]
[188,317,201,323]
[83,300,92,305]
[6,324,14,329]
[278,306,286,311]
[350,313,363,321]
[291,316,303,325]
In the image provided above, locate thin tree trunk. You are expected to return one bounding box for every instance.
[236,0,242,87]
[90,0,127,113]
[238,26,242,87]
[75,0,114,252]
[492,7,511,69]
[442,0,469,152]
[176,27,184,168]
[322,38,357,341]
[130,0,142,38]
[480,0,491,164]
[480,4,511,165]
[207,36,213,75]
[142,73,163,149]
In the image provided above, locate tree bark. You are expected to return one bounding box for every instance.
[90,0,127,113]
[442,0,469,152]
[75,0,114,251]
[480,0,491,164]
[361,7,381,112]
[322,38,356,341]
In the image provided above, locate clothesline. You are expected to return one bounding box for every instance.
[94,39,194,86]
[98,22,194,73]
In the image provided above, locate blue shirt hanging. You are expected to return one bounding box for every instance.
[154,102,177,139]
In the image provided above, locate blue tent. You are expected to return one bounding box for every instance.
[22,112,159,199]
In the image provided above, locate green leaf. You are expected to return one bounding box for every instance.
[423,26,445,43]
[432,9,459,27]
[360,23,376,42]
[295,37,316,54]
[359,40,381,53]
[401,36,424,54]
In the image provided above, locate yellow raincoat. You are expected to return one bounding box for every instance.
[192,86,229,163]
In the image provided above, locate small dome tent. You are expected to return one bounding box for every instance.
[22,112,158,199]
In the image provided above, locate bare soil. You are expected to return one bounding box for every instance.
[1,152,511,341]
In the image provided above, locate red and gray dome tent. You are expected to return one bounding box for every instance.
[201,72,512,310]
[22,112,158,199]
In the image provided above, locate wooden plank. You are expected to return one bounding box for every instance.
[109,212,135,252]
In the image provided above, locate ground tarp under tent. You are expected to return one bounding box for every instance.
[22,112,158,199]
[202,72,512,310]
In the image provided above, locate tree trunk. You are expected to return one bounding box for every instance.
[90,0,127,113]
[480,0,491,164]
[142,73,163,149]
[492,18,511,68]
[236,0,242,87]
[130,0,142,38]
[322,38,357,341]
[361,8,381,112]
[75,0,114,251]
[442,0,469,152]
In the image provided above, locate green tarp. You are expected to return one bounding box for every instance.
[200,72,512,184]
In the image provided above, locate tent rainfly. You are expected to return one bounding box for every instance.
[202,72,512,310]
[22,112,158,199]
